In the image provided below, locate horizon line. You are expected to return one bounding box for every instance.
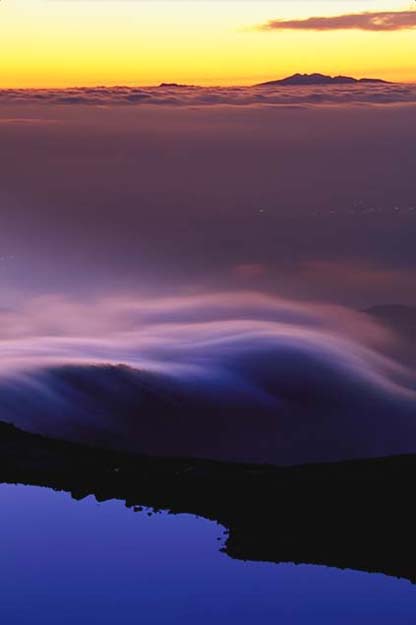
[2,75,416,91]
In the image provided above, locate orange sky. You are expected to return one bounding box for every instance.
[1,0,415,87]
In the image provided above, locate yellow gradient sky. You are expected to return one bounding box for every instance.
[1,0,415,87]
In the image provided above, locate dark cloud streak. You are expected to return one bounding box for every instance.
[260,10,416,33]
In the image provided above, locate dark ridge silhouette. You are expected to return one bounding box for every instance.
[364,305,416,365]
[365,304,416,336]
[256,73,389,87]
[3,360,416,467]
[0,420,415,583]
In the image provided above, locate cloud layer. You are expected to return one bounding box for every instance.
[0,82,416,108]
[260,10,416,33]
[0,292,415,465]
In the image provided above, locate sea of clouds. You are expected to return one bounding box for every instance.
[1,82,416,107]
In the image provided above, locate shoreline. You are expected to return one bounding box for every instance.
[0,420,415,582]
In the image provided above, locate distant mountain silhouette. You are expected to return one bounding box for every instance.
[256,73,389,87]
[159,82,190,88]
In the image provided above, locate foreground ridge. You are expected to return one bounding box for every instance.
[0,420,415,582]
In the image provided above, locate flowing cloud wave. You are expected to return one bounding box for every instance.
[259,10,416,32]
[0,292,415,465]
[1,82,416,108]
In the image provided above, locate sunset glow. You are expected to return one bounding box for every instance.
[1,0,416,87]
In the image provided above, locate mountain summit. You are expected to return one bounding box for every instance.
[256,73,389,87]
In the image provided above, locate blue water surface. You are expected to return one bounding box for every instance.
[0,484,414,624]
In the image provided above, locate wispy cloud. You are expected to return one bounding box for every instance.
[259,10,416,32]
[0,291,414,464]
